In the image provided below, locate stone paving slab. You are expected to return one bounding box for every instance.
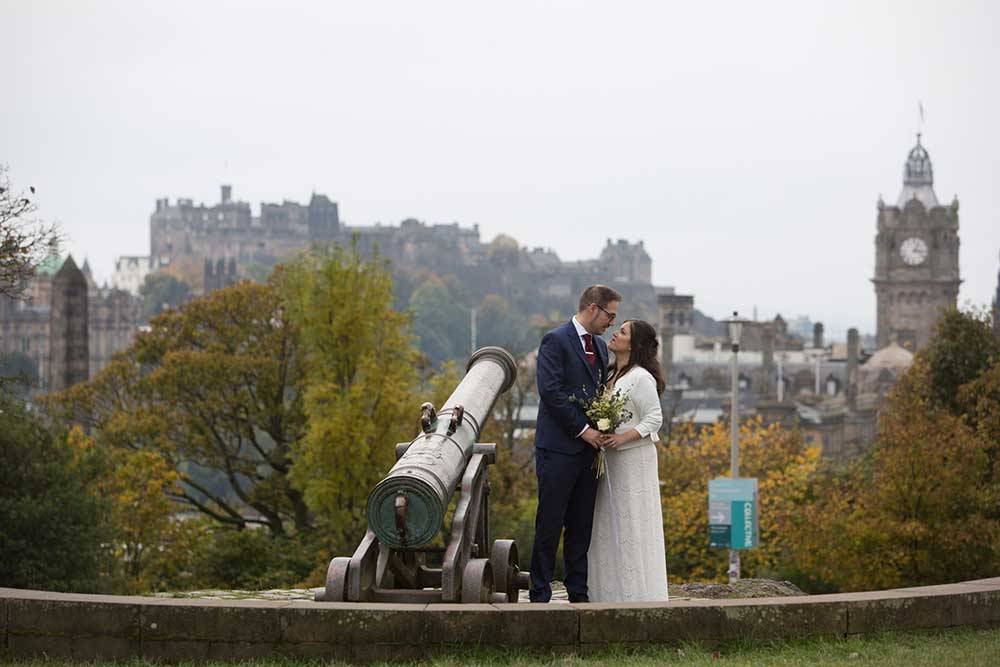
[151,582,698,604]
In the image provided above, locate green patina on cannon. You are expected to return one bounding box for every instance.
[316,346,530,603]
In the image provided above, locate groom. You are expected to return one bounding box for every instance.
[529,284,622,603]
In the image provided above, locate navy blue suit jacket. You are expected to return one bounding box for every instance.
[534,320,609,455]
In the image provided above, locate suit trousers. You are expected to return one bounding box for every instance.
[529,447,599,602]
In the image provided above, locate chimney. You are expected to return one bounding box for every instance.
[221,185,232,204]
[846,327,859,410]
[813,322,824,349]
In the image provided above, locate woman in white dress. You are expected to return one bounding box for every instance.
[587,319,669,602]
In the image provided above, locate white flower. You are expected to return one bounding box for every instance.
[596,417,612,432]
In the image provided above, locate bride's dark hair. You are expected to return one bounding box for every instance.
[609,319,666,395]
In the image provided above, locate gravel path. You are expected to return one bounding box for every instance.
[151,579,804,603]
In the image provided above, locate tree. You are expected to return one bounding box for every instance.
[661,418,821,583]
[44,245,475,588]
[475,294,531,355]
[278,245,423,554]
[0,165,60,299]
[0,395,110,592]
[410,275,471,365]
[139,272,192,320]
[105,445,182,588]
[922,307,1000,414]
[789,308,1000,592]
[789,358,1000,591]
[50,280,311,537]
[0,350,39,398]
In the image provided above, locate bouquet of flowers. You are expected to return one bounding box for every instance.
[570,384,632,478]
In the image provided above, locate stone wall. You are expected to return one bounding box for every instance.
[2,578,998,661]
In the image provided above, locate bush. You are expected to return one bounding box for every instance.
[0,396,111,592]
[189,528,317,590]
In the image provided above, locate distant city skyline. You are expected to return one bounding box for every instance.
[4,1,998,340]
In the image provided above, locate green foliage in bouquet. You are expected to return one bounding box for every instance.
[569,385,632,478]
[569,384,632,434]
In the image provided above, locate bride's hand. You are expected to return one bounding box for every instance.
[600,433,630,449]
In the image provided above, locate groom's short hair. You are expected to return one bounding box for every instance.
[578,284,623,312]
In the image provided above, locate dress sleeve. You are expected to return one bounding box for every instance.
[631,372,663,439]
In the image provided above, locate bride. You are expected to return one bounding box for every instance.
[587,319,669,602]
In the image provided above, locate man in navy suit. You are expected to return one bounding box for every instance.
[529,284,622,603]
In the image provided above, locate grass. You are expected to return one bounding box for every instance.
[2,628,999,666]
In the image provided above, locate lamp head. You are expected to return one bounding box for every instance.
[727,311,749,348]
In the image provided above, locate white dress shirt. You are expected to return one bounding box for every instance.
[572,315,596,438]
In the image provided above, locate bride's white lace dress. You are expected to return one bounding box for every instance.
[587,366,669,602]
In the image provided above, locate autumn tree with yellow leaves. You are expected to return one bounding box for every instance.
[277,244,425,555]
[46,244,451,589]
[51,279,310,537]
[660,417,821,583]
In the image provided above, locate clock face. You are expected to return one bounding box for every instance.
[900,237,928,266]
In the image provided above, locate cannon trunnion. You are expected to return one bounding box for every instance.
[316,346,530,603]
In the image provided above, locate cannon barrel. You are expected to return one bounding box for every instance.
[366,347,517,549]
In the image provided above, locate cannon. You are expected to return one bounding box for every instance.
[316,346,531,603]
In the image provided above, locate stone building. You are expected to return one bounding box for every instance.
[204,257,238,294]
[150,186,339,292]
[146,185,663,322]
[82,262,143,376]
[48,257,89,393]
[874,135,961,351]
[599,238,653,284]
[658,135,957,458]
[111,255,156,296]
[657,292,887,459]
[0,256,142,393]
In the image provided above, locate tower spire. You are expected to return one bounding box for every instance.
[897,133,937,207]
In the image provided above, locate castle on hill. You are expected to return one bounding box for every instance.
[143,185,663,323]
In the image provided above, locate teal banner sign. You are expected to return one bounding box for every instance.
[708,478,759,550]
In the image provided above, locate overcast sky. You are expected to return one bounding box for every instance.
[3,1,998,339]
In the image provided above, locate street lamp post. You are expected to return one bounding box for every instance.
[777,352,785,403]
[814,351,821,395]
[470,307,477,356]
[726,311,748,584]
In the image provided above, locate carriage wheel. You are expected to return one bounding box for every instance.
[461,558,494,603]
[490,539,520,602]
[316,557,351,602]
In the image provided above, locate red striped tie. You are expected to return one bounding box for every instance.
[582,333,596,368]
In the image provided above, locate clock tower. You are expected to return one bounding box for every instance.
[873,135,961,351]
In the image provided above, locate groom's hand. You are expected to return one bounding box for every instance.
[580,427,602,449]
